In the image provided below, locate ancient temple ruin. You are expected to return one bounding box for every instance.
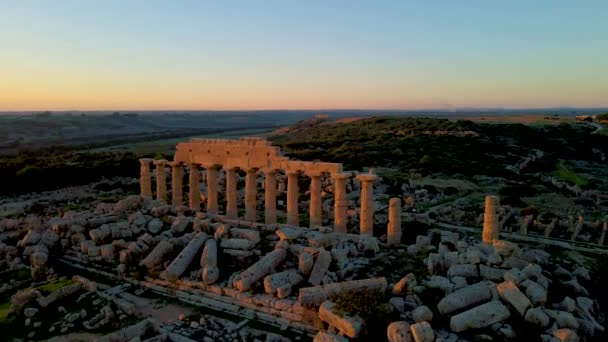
[138,137,379,236]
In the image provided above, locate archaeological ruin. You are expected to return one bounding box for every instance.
[1,137,606,342]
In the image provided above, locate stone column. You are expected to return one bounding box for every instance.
[387,198,401,245]
[356,172,377,236]
[206,165,219,215]
[169,161,183,207]
[139,159,153,199]
[286,170,300,226]
[599,222,607,245]
[188,163,201,211]
[264,169,277,224]
[245,168,257,222]
[332,173,349,233]
[309,172,323,228]
[225,167,238,219]
[153,159,168,202]
[482,195,500,243]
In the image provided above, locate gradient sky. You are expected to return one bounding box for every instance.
[1,0,607,111]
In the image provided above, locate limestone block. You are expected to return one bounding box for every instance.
[299,277,387,306]
[387,321,411,342]
[147,219,164,235]
[496,280,531,316]
[393,273,417,295]
[409,321,433,342]
[161,232,208,281]
[553,329,579,342]
[524,307,550,327]
[170,216,192,234]
[450,300,511,332]
[264,270,303,298]
[276,227,304,241]
[412,306,433,323]
[230,228,260,243]
[99,244,115,261]
[447,264,478,278]
[437,282,492,315]
[480,265,506,282]
[415,235,430,251]
[299,252,314,275]
[318,301,362,338]
[220,238,255,250]
[309,250,332,286]
[314,332,349,342]
[387,198,402,245]
[201,239,218,285]
[545,310,579,330]
[233,249,287,292]
[492,239,520,257]
[520,279,547,305]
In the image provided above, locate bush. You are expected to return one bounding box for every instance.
[331,288,392,337]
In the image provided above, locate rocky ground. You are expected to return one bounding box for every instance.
[0,187,606,342]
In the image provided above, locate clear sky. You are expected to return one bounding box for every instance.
[1,0,607,111]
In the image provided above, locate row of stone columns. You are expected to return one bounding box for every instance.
[140,159,371,232]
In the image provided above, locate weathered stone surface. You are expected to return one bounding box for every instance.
[201,239,218,285]
[520,279,547,305]
[410,321,434,342]
[309,249,332,286]
[313,332,349,342]
[412,305,433,322]
[318,301,362,338]
[233,249,287,292]
[147,218,164,234]
[387,198,402,245]
[393,273,417,295]
[450,300,511,332]
[170,216,192,234]
[482,195,500,243]
[299,277,387,306]
[480,265,506,282]
[221,238,255,250]
[387,321,411,342]
[263,270,303,298]
[161,232,207,281]
[447,264,478,278]
[524,307,550,327]
[437,282,492,315]
[299,252,314,275]
[276,227,303,241]
[553,328,579,342]
[140,240,173,269]
[496,280,531,316]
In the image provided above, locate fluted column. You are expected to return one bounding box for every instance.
[309,172,322,228]
[189,163,201,211]
[153,159,168,202]
[482,195,500,243]
[206,165,219,215]
[245,168,258,222]
[225,167,238,219]
[169,161,183,207]
[264,169,277,224]
[387,198,401,245]
[139,158,153,199]
[332,173,349,233]
[356,172,377,236]
[286,170,300,226]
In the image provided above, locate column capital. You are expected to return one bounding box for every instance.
[306,170,323,178]
[356,173,377,182]
[139,158,153,165]
[261,168,278,175]
[201,163,220,170]
[168,161,183,167]
[152,159,168,166]
[332,172,351,180]
[246,167,258,173]
[285,169,300,176]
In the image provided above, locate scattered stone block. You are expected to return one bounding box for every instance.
[450,301,511,332]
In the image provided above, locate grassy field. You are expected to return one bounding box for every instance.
[87,127,272,155]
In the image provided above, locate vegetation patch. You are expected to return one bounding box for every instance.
[554,161,589,186]
[36,278,75,296]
